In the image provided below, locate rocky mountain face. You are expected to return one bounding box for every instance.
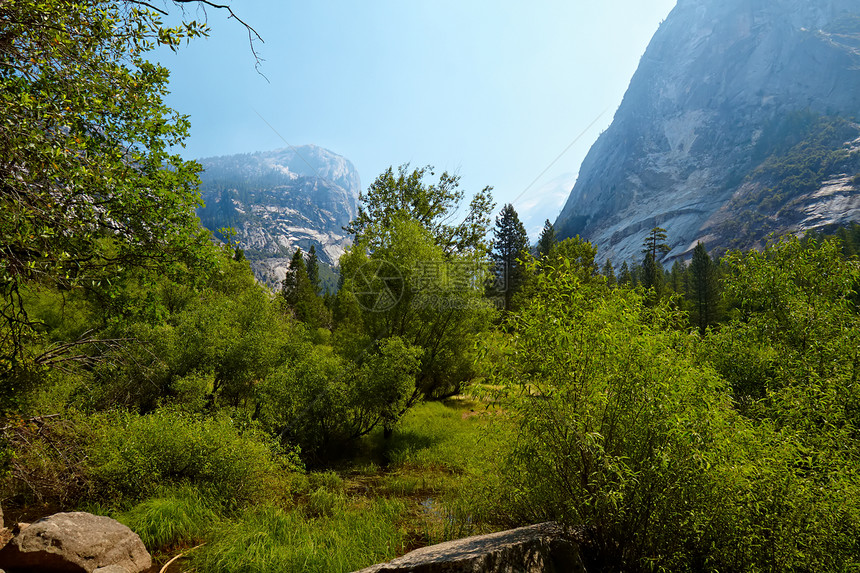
[555,0,860,263]
[196,145,360,286]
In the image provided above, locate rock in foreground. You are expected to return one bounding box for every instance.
[354,522,585,573]
[0,512,151,573]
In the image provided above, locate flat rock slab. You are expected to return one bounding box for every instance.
[354,522,586,573]
[0,512,151,573]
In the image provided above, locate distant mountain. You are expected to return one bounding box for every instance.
[196,145,360,287]
[555,0,860,264]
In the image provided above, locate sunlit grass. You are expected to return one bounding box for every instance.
[120,399,509,570]
[376,398,503,473]
[117,485,219,551]
[352,398,511,544]
[191,500,407,573]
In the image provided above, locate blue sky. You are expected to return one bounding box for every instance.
[157,1,677,237]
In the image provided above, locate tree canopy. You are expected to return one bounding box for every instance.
[344,165,494,256]
[0,0,264,392]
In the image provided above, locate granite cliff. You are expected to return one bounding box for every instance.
[555,0,860,263]
[196,145,360,286]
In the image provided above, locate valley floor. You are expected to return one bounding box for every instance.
[131,398,505,573]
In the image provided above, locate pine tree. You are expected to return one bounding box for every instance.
[641,228,670,302]
[307,245,321,295]
[537,219,556,260]
[618,261,632,286]
[669,260,687,295]
[282,249,308,308]
[281,248,329,326]
[641,253,663,302]
[630,260,642,287]
[643,227,671,261]
[688,242,718,335]
[491,204,530,311]
[602,259,617,287]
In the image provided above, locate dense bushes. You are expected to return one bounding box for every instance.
[486,237,860,571]
[488,262,738,568]
[257,336,423,457]
[87,409,294,506]
[3,408,297,510]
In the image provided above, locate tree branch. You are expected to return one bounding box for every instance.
[125,0,169,15]
[169,0,267,77]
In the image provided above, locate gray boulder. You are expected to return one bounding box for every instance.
[0,512,151,573]
[354,522,585,573]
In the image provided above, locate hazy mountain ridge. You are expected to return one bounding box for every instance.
[196,145,360,287]
[555,0,860,263]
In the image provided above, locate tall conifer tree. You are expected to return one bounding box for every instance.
[537,219,557,260]
[641,227,670,302]
[307,245,321,295]
[492,204,529,311]
[602,259,617,287]
[688,242,718,334]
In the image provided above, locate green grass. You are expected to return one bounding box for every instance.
[115,398,509,571]
[374,398,503,473]
[191,500,407,573]
[117,485,219,550]
[350,398,510,544]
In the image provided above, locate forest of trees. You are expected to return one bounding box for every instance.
[3,1,860,571]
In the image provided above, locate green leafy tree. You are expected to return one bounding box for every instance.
[339,167,496,400]
[0,0,257,394]
[257,335,423,457]
[703,236,860,403]
[345,164,494,255]
[341,216,494,400]
[547,236,599,282]
[88,252,291,412]
[694,236,860,569]
[491,204,529,311]
[516,236,601,309]
[489,255,741,569]
[489,237,860,570]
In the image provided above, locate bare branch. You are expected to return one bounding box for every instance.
[168,0,267,77]
[124,0,169,15]
[33,330,134,368]
[0,414,61,433]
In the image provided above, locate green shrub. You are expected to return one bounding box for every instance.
[488,248,860,571]
[86,409,297,506]
[488,260,742,569]
[256,337,422,457]
[307,470,344,492]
